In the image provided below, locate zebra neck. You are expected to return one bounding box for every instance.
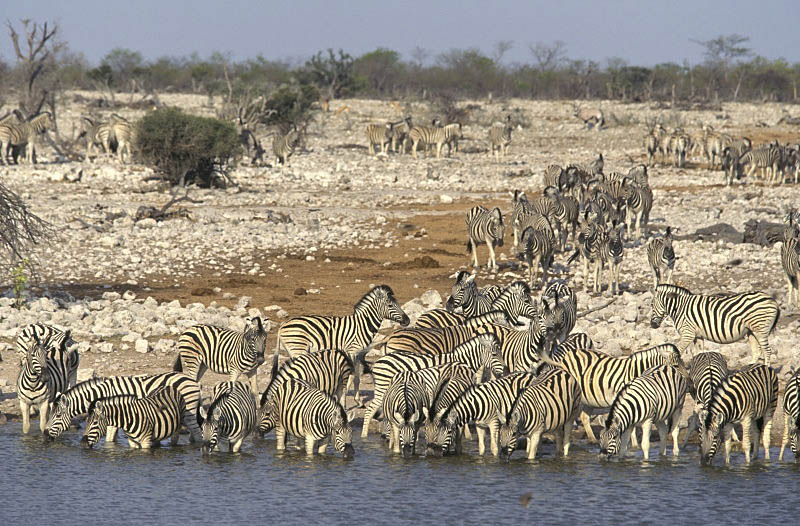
[353,307,383,339]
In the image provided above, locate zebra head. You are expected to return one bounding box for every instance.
[395,410,422,458]
[790,418,799,460]
[81,400,109,448]
[332,409,355,459]
[424,411,456,457]
[598,419,622,460]
[25,336,50,384]
[700,411,726,465]
[656,344,688,376]
[445,271,475,312]
[649,287,670,328]
[201,405,225,455]
[490,208,504,247]
[45,392,73,440]
[380,286,410,327]
[244,317,269,366]
[257,399,276,436]
[497,409,522,462]
[504,281,537,321]
[474,334,506,378]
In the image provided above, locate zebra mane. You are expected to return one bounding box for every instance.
[655,283,691,295]
[205,391,230,423]
[87,393,139,415]
[354,285,395,312]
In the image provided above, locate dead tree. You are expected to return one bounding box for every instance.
[7,19,61,116]
[0,178,53,274]
[135,186,203,222]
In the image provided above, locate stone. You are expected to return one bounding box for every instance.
[97,342,114,353]
[137,218,157,229]
[155,339,175,353]
[419,289,443,308]
[622,306,638,323]
[134,339,150,354]
[276,309,289,319]
[235,296,252,309]
[440,194,454,204]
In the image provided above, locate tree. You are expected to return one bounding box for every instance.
[354,48,404,94]
[100,48,145,89]
[0,179,52,276]
[6,19,62,115]
[529,40,567,71]
[492,40,514,65]
[304,49,358,99]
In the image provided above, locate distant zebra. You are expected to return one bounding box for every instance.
[80,385,186,449]
[498,367,582,460]
[488,115,512,160]
[359,334,504,438]
[365,122,393,154]
[781,216,800,308]
[199,381,258,454]
[79,116,114,161]
[518,225,555,288]
[17,332,79,434]
[174,317,269,393]
[604,222,626,295]
[0,111,53,164]
[650,284,780,364]
[738,145,782,184]
[542,343,686,442]
[545,190,580,250]
[624,181,653,239]
[779,369,800,461]
[261,378,355,457]
[442,271,502,316]
[426,371,538,456]
[567,212,608,293]
[646,226,676,288]
[108,114,135,162]
[45,372,202,443]
[383,311,508,355]
[599,364,688,460]
[442,123,463,156]
[510,190,532,248]
[381,370,430,456]
[513,210,554,250]
[390,116,413,153]
[700,364,778,465]
[466,206,504,270]
[541,281,577,344]
[424,280,535,330]
[408,123,459,158]
[273,127,300,166]
[682,352,731,448]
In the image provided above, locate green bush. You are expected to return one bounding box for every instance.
[135,107,241,187]
[264,82,320,129]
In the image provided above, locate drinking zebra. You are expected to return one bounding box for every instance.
[646,227,676,288]
[682,352,732,448]
[381,370,430,457]
[199,381,258,454]
[422,364,476,456]
[80,385,186,449]
[498,367,582,460]
[700,364,778,465]
[465,206,504,270]
[779,369,800,461]
[45,372,202,442]
[599,364,688,460]
[17,332,79,434]
[174,317,269,393]
[650,284,780,364]
[261,378,355,458]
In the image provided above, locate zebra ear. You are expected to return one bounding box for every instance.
[713,412,725,426]
[464,273,476,284]
[346,409,357,422]
[491,207,502,221]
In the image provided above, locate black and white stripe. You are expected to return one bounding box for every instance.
[738,144,782,184]
[441,270,502,317]
[16,324,76,365]
[390,116,413,153]
[646,226,676,288]
[599,364,688,460]
[422,364,475,456]
[650,284,780,364]
[45,372,202,442]
[488,116,512,159]
[625,177,653,238]
[174,317,269,392]
[80,385,186,449]
[108,114,135,162]
[408,123,459,158]
[567,213,608,293]
[700,364,778,464]
[199,381,258,454]
[603,222,625,296]
[273,127,300,166]
[779,369,800,461]
[498,367,582,460]
[260,378,355,457]
[381,370,430,456]
[518,225,555,289]
[781,214,800,308]
[365,122,393,155]
[80,116,115,161]
[0,112,53,164]
[17,331,79,434]
[383,311,508,355]
[682,352,730,447]
[541,281,577,344]
[466,206,504,270]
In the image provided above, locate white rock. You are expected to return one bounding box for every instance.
[276,309,289,319]
[134,339,150,354]
[419,289,443,308]
[137,218,157,229]
[622,306,638,323]
[97,342,114,353]
[439,194,454,204]
[155,339,175,353]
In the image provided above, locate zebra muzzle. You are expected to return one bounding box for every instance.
[426,445,444,458]
[502,448,514,462]
[79,436,93,449]
[342,444,355,459]
[650,318,662,329]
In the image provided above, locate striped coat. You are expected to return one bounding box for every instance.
[779,369,800,461]
[200,381,258,454]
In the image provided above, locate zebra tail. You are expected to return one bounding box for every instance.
[466,239,473,253]
[173,356,183,372]
[769,305,781,335]
[356,346,373,375]
[566,249,580,265]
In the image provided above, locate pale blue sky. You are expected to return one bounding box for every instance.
[3,1,799,66]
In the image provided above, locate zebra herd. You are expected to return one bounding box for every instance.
[644,122,800,185]
[12,274,798,466]
[364,114,513,160]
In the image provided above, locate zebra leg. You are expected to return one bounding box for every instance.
[654,420,669,457]
[780,413,790,461]
[318,440,328,454]
[463,424,473,440]
[361,397,380,438]
[470,240,480,268]
[107,426,119,443]
[630,426,639,448]
[276,427,287,450]
[486,240,497,270]
[619,428,632,458]
[528,431,542,460]
[640,420,653,460]
[562,420,573,457]
[740,418,752,463]
[305,435,316,456]
[682,413,698,449]
[746,334,765,364]
[762,414,774,460]
[580,411,597,442]
[19,399,31,434]
[38,400,49,434]
[392,426,401,454]
[489,419,500,457]
[476,426,487,455]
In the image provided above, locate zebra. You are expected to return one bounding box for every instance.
[273,127,300,166]
[781,214,800,308]
[45,372,202,443]
[422,364,476,456]
[541,343,686,443]
[488,115,512,160]
[426,371,539,456]
[650,284,780,364]
[442,271,502,316]
[779,369,800,461]
[644,130,660,165]
[199,381,258,454]
[465,206,504,270]
[16,323,76,365]
[513,210,554,250]
[738,145,782,184]
[498,367,582,460]
[359,334,504,438]
[174,317,269,393]
[700,364,778,465]
[518,225,555,289]
[442,123,463,156]
[646,226,676,288]
[544,188,580,250]
[426,280,536,330]
[390,116,413,153]
[381,370,430,456]
[260,348,359,409]
[682,352,731,448]
[540,283,576,344]
[79,116,114,161]
[572,104,604,130]
[567,212,609,293]
[599,364,688,460]
[543,164,565,188]
[383,311,509,355]
[365,122,393,155]
[0,111,53,164]
[624,179,653,238]
[408,123,458,158]
[261,378,355,457]
[604,222,626,296]
[511,190,534,248]
[80,385,186,449]
[108,114,135,162]
[17,333,79,434]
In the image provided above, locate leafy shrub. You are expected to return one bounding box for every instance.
[264,82,320,129]
[135,107,241,187]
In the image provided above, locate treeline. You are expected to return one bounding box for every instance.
[2,31,800,105]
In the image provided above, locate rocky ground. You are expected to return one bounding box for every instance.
[1,93,799,441]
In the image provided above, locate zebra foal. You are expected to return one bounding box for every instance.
[200,381,258,454]
[465,206,504,270]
